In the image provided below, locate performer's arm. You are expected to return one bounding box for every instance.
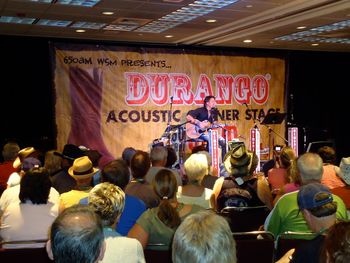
[186,110,200,125]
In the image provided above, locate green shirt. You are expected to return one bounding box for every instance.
[265,191,348,238]
[137,203,203,250]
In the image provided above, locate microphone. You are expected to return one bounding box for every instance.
[170,96,173,102]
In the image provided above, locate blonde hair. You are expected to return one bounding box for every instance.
[88,182,125,227]
[184,153,208,184]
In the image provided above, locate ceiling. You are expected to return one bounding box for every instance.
[1,0,350,52]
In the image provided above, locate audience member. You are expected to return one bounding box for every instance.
[172,210,236,263]
[80,159,146,236]
[88,182,145,263]
[128,169,203,250]
[177,153,214,209]
[0,167,59,248]
[51,143,86,194]
[318,146,345,189]
[332,157,350,211]
[196,150,218,188]
[44,150,62,177]
[213,143,272,211]
[0,142,20,196]
[265,152,348,238]
[289,183,337,263]
[145,145,182,186]
[125,150,159,208]
[7,156,42,188]
[59,156,98,212]
[268,146,297,192]
[165,145,178,169]
[320,221,350,263]
[46,205,105,263]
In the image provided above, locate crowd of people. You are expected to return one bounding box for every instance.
[1,97,350,262]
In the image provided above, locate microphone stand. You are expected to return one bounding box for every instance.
[243,103,260,130]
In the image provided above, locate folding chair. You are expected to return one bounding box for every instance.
[219,205,270,232]
[275,231,317,261]
[0,239,52,262]
[233,231,275,263]
[144,243,172,263]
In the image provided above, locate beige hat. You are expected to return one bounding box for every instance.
[223,143,253,177]
[68,156,98,180]
[13,147,35,169]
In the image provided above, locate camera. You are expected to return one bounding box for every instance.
[274,145,282,152]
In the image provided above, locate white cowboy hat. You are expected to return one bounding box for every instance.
[335,157,350,185]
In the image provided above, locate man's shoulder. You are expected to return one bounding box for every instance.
[275,190,298,205]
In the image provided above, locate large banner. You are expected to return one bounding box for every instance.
[53,44,286,166]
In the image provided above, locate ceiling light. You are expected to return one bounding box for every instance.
[56,0,101,7]
[102,12,114,16]
[75,29,86,33]
[243,39,252,43]
[246,5,253,8]
[206,19,217,23]
[297,26,306,29]
[311,43,319,46]
[165,35,174,38]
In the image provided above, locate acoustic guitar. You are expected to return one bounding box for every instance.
[185,121,224,139]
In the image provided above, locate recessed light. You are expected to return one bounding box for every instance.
[165,35,173,38]
[243,39,252,43]
[75,29,86,33]
[311,43,319,46]
[297,26,306,29]
[269,41,274,44]
[246,5,253,8]
[206,19,217,23]
[102,11,114,15]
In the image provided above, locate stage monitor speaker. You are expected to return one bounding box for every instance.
[306,141,334,153]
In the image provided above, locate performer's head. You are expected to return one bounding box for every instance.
[203,95,216,109]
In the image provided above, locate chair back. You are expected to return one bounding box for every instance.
[275,231,317,261]
[233,231,275,263]
[0,246,52,262]
[144,243,172,263]
[219,205,270,232]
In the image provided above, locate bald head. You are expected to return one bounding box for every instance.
[49,205,104,263]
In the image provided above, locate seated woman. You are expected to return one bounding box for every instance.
[88,182,145,263]
[177,153,214,209]
[0,167,59,248]
[213,143,272,211]
[127,169,203,250]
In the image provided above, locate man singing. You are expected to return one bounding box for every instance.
[186,95,226,160]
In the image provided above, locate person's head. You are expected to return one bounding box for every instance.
[86,149,102,167]
[122,147,137,167]
[44,150,62,175]
[297,152,323,185]
[150,146,168,167]
[152,169,180,229]
[297,183,337,232]
[47,205,105,263]
[2,142,20,161]
[172,210,237,263]
[68,156,98,185]
[21,157,42,172]
[19,167,51,204]
[101,159,130,189]
[88,182,125,227]
[318,146,337,165]
[278,146,296,168]
[54,144,86,169]
[184,153,208,184]
[321,221,350,263]
[165,146,177,168]
[130,150,151,179]
[203,95,216,109]
[223,143,254,178]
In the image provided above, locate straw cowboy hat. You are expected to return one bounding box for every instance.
[223,143,253,177]
[335,157,350,185]
[68,156,98,180]
[13,147,35,169]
